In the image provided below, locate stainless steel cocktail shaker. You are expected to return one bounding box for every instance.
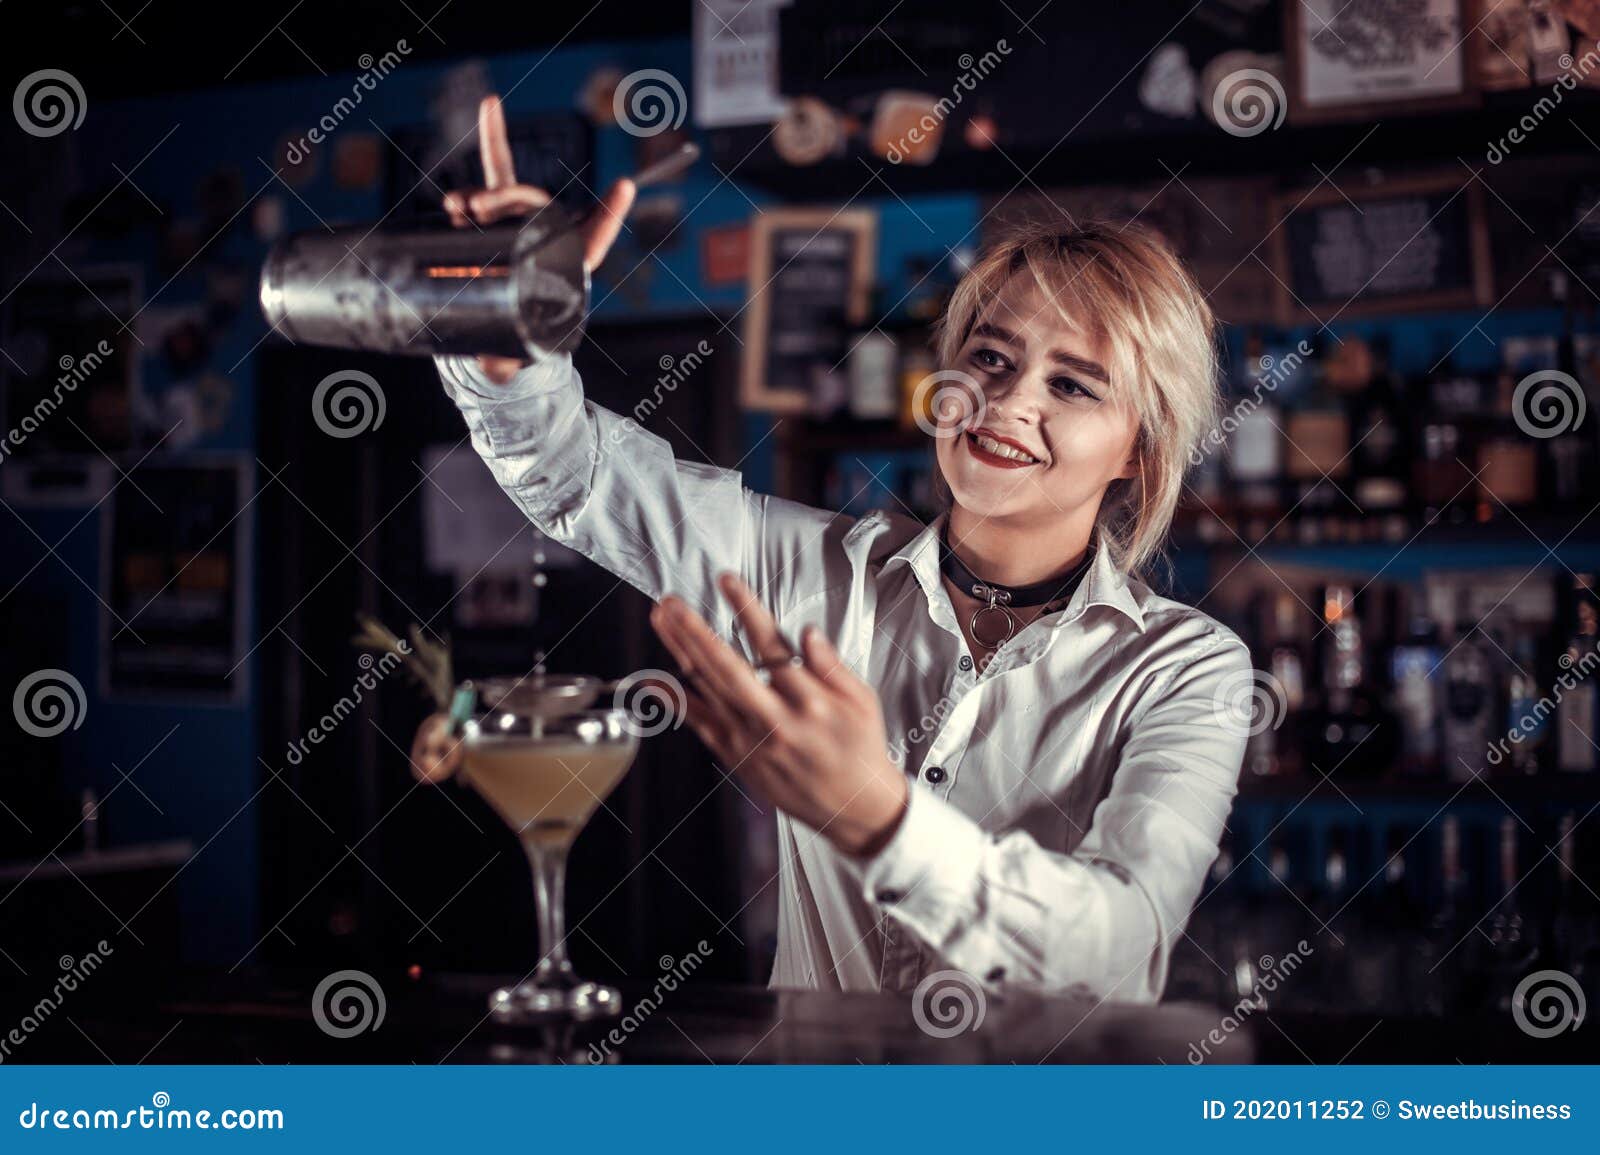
[258,201,590,359]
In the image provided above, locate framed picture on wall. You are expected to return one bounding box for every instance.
[100,455,252,703]
[1268,170,1493,323]
[739,209,877,415]
[1286,0,1478,123]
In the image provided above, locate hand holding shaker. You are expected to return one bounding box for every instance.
[256,142,697,361]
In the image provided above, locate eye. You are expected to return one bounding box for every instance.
[1050,376,1100,402]
[970,347,1011,372]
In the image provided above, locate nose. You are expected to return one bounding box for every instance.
[984,371,1046,424]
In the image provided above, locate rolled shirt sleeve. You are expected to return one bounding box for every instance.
[858,629,1251,1002]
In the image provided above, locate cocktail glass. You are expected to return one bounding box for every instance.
[458,677,638,1020]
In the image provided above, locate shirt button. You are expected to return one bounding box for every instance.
[876,888,903,905]
[924,765,946,785]
[958,655,973,671]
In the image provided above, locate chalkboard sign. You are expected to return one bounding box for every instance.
[102,457,250,702]
[1269,174,1491,323]
[741,209,876,413]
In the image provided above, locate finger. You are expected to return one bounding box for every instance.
[656,595,788,725]
[475,355,527,385]
[801,625,870,700]
[651,602,757,726]
[467,186,551,225]
[717,573,793,663]
[478,95,517,190]
[442,191,472,228]
[717,573,821,710]
[582,178,636,271]
[681,683,737,748]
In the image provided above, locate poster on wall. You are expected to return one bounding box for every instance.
[101,456,252,703]
[0,266,140,505]
[1287,0,1476,122]
[1268,171,1493,323]
[694,0,791,128]
[739,209,876,414]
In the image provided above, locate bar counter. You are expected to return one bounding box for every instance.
[7,969,1595,1065]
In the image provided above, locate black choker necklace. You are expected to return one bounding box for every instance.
[939,529,1093,648]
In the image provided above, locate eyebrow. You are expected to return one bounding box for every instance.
[970,321,1109,383]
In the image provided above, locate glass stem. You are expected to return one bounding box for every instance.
[526,840,575,985]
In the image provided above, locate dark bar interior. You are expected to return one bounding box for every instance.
[1,0,1598,1066]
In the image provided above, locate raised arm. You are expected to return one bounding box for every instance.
[435,96,842,630]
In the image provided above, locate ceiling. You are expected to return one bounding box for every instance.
[1,0,691,99]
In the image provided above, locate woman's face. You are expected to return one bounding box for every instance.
[933,273,1142,532]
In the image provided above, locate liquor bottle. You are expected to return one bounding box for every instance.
[1311,584,1395,777]
[1414,341,1478,523]
[1547,270,1600,507]
[1423,815,1470,1015]
[847,324,899,421]
[1245,591,1307,778]
[1310,828,1352,1006]
[1477,370,1540,519]
[1388,585,1444,777]
[1556,573,1600,772]
[1357,826,1423,1014]
[1228,328,1283,511]
[1501,628,1546,775]
[1544,813,1597,1000]
[1486,815,1537,1011]
[1284,347,1349,506]
[1350,334,1410,523]
[1440,587,1497,783]
[897,344,935,432]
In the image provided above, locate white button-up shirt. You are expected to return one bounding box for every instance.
[437,352,1251,1004]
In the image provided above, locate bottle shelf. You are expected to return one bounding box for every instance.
[1236,771,1600,806]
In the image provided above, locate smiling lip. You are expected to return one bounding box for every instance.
[964,428,1042,469]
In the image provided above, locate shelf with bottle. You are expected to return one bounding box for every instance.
[1171,807,1600,1021]
[1185,311,1600,550]
[1220,569,1600,794]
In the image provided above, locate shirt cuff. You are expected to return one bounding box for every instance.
[858,784,988,935]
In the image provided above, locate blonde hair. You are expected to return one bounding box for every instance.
[932,219,1221,580]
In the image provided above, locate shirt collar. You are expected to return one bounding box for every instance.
[883,513,1147,634]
